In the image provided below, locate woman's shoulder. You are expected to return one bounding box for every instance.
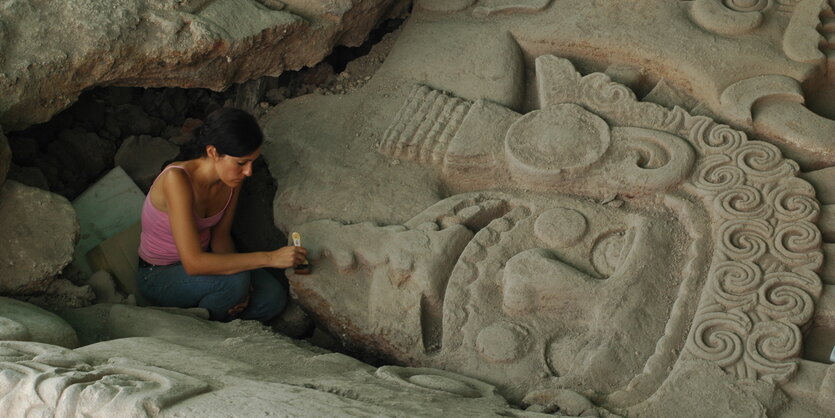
[152,163,193,199]
[159,162,192,181]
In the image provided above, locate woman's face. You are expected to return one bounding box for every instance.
[212,146,261,187]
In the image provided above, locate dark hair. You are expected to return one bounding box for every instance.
[177,107,264,161]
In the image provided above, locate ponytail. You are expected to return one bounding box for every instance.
[160,108,262,170]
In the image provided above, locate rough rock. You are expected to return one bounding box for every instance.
[85,270,127,305]
[0,181,79,295]
[0,0,411,131]
[0,296,79,348]
[114,135,180,191]
[106,104,166,138]
[0,128,9,187]
[7,135,39,166]
[50,129,114,181]
[42,129,116,197]
[18,278,96,311]
[6,164,50,191]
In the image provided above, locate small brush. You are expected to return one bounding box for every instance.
[291,232,311,275]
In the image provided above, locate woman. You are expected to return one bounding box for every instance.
[136,107,307,323]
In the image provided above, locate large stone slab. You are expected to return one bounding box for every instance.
[71,166,145,276]
[0,0,411,131]
[0,304,554,417]
[264,26,834,414]
[0,181,78,295]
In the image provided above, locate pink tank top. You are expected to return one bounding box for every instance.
[138,166,234,265]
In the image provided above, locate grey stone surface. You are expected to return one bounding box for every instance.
[0,296,79,348]
[18,278,96,311]
[0,181,78,295]
[261,7,835,411]
[0,0,411,131]
[5,304,554,417]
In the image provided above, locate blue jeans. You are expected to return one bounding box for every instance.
[136,263,287,323]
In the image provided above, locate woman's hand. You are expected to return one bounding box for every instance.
[270,245,308,269]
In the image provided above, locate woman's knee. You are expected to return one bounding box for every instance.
[216,272,251,301]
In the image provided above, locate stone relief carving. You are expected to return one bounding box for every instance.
[0,304,562,417]
[0,341,209,418]
[286,55,826,410]
[1,0,834,415]
[525,54,824,393]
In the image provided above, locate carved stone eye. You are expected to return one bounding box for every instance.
[375,366,497,399]
[690,0,767,36]
[534,208,588,248]
[591,229,629,277]
[723,0,769,12]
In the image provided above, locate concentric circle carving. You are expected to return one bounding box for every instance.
[724,0,770,12]
[505,104,610,180]
[591,230,628,276]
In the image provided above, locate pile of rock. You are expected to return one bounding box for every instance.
[0,167,86,309]
[5,87,222,198]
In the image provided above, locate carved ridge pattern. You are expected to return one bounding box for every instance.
[380,85,471,165]
[558,62,823,385]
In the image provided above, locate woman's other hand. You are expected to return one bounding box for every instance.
[270,245,308,269]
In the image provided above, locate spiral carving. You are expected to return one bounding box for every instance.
[712,261,763,310]
[582,74,636,109]
[714,185,772,220]
[689,305,750,367]
[756,271,818,325]
[734,141,798,182]
[770,178,819,222]
[697,123,745,155]
[723,0,770,12]
[773,221,823,268]
[556,58,826,387]
[717,219,772,261]
[692,155,745,191]
[745,321,800,382]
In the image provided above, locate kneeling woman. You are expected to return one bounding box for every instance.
[137,108,307,323]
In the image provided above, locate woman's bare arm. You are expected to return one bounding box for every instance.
[163,171,305,275]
